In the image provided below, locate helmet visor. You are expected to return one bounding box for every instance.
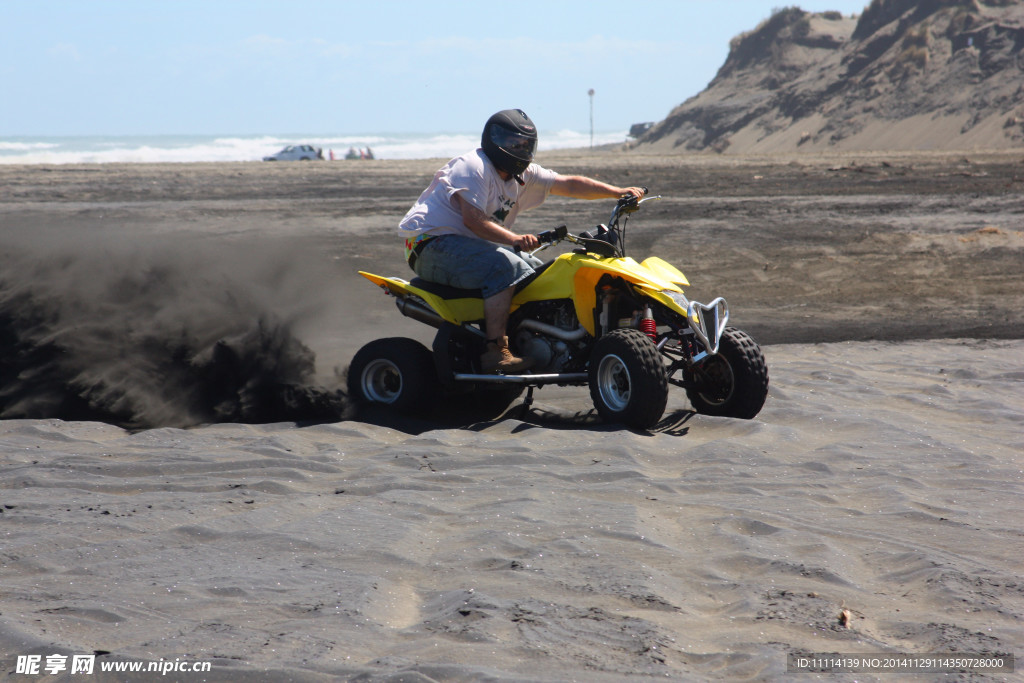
[488,127,537,162]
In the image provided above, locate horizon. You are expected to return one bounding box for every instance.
[2,0,869,138]
[0,129,636,164]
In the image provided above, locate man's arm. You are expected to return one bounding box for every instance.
[550,175,646,200]
[456,195,540,250]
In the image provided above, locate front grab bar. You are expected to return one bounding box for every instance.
[687,297,729,355]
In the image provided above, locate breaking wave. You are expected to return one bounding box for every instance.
[0,130,629,164]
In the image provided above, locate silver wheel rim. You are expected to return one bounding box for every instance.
[597,353,631,412]
[361,359,402,404]
[697,356,735,406]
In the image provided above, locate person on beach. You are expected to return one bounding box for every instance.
[399,108,645,373]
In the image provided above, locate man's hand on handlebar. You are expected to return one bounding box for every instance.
[513,233,540,251]
[616,187,649,212]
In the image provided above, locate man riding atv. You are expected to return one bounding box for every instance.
[398,108,645,373]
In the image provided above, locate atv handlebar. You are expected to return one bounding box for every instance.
[538,225,568,244]
[617,187,648,204]
[514,225,566,254]
[522,190,657,258]
[616,187,649,213]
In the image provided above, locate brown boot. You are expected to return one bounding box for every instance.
[480,336,533,373]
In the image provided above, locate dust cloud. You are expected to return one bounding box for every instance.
[0,228,348,429]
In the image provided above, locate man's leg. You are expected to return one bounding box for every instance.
[413,236,533,373]
[481,285,532,373]
[484,286,515,341]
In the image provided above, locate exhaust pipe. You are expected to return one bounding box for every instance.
[395,298,487,339]
[395,297,445,329]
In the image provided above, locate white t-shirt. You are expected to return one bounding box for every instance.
[399,149,558,246]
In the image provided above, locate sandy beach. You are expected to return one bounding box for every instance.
[1,152,1022,681]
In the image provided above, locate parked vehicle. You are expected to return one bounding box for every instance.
[263,145,324,161]
[349,191,769,429]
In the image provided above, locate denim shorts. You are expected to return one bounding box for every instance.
[412,234,535,299]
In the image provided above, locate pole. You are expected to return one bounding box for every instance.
[588,89,595,150]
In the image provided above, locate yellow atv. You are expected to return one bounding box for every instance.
[351,192,768,429]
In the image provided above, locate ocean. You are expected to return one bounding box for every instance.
[0,129,629,165]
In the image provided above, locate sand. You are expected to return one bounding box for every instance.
[1,153,1022,681]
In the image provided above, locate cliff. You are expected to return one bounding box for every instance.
[635,0,1024,153]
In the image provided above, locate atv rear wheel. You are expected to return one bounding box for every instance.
[588,329,668,430]
[685,327,768,419]
[348,337,436,413]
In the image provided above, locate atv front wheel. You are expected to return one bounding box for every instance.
[348,337,435,413]
[685,327,768,419]
[588,329,668,430]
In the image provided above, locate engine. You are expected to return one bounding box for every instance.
[510,300,587,373]
[515,330,572,373]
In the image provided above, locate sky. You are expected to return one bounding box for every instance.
[1,0,871,137]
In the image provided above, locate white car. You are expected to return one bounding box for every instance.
[263,144,324,161]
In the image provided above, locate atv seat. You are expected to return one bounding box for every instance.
[410,261,554,300]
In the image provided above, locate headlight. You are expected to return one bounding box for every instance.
[660,290,690,309]
[661,290,703,325]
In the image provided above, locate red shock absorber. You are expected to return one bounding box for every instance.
[639,305,657,340]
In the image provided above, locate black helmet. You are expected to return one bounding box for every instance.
[481,109,538,183]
